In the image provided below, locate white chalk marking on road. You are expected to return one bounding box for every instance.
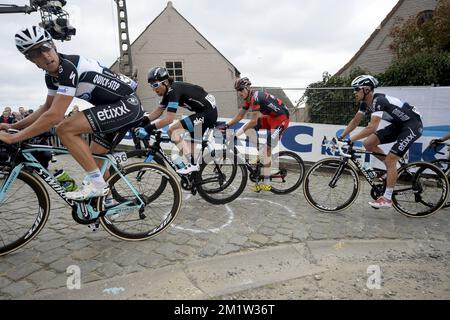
[238,197,296,217]
[103,287,125,295]
[173,204,235,234]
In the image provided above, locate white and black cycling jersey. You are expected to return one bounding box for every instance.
[358,93,422,124]
[45,53,138,105]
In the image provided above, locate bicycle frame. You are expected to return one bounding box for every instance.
[0,144,146,223]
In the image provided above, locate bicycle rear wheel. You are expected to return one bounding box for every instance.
[392,161,449,217]
[303,158,360,212]
[0,168,50,256]
[100,163,182,240]
[270,151,305,194]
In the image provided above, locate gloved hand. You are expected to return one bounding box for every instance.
[135,127,150,140]
[429,138,443,146]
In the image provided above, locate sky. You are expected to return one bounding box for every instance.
[0,0,399,111]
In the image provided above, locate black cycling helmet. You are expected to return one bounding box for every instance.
[351,75,379,89]
[147,66,170,83]
[234,77,252,91]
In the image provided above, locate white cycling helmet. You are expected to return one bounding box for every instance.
[351,75,379,89]
[15,25,53,54]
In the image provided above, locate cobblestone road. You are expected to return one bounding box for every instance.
[0,155,449,299]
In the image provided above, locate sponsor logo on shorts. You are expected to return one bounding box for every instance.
[398,128,417,152]
[97,104,131,121]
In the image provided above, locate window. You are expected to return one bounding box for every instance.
[417,10,434,26]
[165,61,184,82]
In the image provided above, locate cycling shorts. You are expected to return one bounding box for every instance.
[180,107,218,139]
[375,119,423,157]
[256,115,290,148]
[83,93,144,149]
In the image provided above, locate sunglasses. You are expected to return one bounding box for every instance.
[353,87,362,92]
[25,42,54,60]
[150,81,164,89]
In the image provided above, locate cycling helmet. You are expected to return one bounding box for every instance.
[15,25,53,54]
[234,77,252,90]
[147,66,170,83]
[351,75,379,89]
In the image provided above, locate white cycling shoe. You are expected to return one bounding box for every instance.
[176,164,200,175]
[66,181,110,201]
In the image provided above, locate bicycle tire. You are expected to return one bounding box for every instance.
[392,161,449,217]
[303,158,360,213]
[99,163,182,241]
[430,158,449,208]
[270,151,305,194]
[0,169,50,256]
[196,160,248,205]
[111,150,168,204]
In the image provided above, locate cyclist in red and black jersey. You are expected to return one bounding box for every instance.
[224,77,290,192]
[0,25,143,201]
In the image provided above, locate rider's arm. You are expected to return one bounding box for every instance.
[339,112,364,139]
[151,109,176,130]
[8,96,54,130]
[349,115,381,142]
[440,132,450,142]
[236,111,259,137]
[145,107,165,122]
[226,108,248,127]
[9,94,72,143]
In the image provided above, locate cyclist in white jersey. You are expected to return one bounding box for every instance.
[0,25,143,200]
[339,75,423,209]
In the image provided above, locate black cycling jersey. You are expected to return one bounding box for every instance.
[159,82,217,113]
[45,53,138,106]
[243,90,290,117]
[358,93,421,125]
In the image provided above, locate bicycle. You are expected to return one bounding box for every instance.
[429,142,450,208]
[303,139,449,218]
[219,128,305,194]
[0,130,182,256]
[119,125,248,205]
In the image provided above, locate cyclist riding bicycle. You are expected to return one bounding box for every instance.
[0,25,143,201]
[135,66,218,175]
[223,77,290,192]
[339,75,423,209]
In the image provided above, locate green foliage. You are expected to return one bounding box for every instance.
[389,0,450,58]
[304,67,369,125]
[379,51,450,86]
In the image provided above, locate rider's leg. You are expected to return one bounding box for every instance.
[363,134,385,162]
[384,152,401,200]
[168,121,192,164]
[56,113,109,200]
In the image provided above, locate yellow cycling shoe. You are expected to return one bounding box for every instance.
[251,183,272,193]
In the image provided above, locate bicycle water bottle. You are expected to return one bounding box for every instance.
[173,155,186,169]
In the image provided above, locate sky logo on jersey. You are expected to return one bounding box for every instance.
[97,104,131,121]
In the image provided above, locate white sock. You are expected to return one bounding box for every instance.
[384,188,394,200]
[88,169,106,187]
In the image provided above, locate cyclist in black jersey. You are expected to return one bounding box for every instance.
[135,66,218,174]
[339,75,423,209]
[0,25,143,201]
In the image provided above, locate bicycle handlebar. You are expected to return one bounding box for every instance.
[336,139,353,158]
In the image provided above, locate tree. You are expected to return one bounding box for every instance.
[389,0,450,58]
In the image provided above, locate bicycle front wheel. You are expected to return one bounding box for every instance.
[431,159,449,209]
[270,151,305,194]
[196,159,248,205]
[303,158,360,213]
[392,161,449,217]
[100,163,182,240]
[0,168,50,256]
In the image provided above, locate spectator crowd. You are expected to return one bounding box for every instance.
[1,106,34,124]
